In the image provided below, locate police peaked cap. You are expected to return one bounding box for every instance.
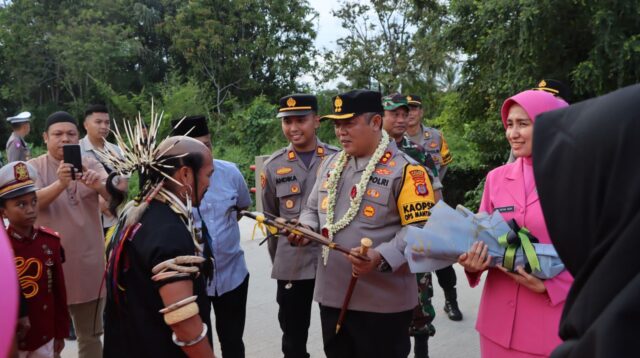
[322,90,384,120]
[277,94,318,118]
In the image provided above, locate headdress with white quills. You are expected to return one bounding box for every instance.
[101,102,211,307]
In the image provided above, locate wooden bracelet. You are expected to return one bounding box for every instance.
[163,302,199,325]
[152,256,205,274]
[159,296,198,314]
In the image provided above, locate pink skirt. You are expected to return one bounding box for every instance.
[480,334,548,358]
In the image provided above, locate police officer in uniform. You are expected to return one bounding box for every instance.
[405,94,462,321]
[296,90,436,358]
[261,93,338,358]
[6,111,32,163]
[382,93,437,358]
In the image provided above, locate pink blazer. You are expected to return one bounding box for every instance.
[467,158,573,356]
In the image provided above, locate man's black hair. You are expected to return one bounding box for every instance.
[84,104,109,119]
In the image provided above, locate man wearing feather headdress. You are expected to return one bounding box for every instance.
[99,111,216,357]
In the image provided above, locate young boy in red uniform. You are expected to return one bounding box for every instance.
[1,161,69,357]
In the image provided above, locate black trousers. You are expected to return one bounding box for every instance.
[320,305,412,358]
[277,279,315,358]
[435,265,458,300]
[209,273,249,358]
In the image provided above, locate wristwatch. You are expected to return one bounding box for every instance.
[376,255,391,272]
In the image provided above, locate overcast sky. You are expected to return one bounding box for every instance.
[308,0,347,51]
[303,0,348,88]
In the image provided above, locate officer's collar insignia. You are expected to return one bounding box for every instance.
[424,131,431,139]
[379,151,392,164]
[334,96,343,113]
[287,97,296,107]
[316,146,325,157]
[288,150,296,161]
[538,80,547,88]
[14,163,30,182]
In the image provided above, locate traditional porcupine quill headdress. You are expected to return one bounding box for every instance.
[99,102,212,304]
[94,101,196,230]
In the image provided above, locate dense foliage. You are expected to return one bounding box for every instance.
[0,0,638,207]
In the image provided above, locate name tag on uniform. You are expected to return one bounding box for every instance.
[496,206,515,213]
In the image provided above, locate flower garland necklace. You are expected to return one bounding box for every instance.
[322,130,390,265]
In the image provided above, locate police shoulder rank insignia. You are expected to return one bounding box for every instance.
[397,164,435,225]
[334,96,343,112]
[379,151,392,164]
[14,162,30,181]
[276,167,293,175]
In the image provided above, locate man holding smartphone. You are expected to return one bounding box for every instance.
[28,111,109,358]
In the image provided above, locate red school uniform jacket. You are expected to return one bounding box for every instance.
[10,225,70,351]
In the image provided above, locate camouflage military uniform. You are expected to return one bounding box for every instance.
[407,124,452,181]
[398,136,436,338]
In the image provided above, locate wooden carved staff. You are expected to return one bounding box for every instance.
[335,237,373,333]
[240,211,371,262]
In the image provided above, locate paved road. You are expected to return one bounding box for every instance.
[62,217,483,357]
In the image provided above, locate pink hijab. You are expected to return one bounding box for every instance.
[0,225,18,357]
[501,90,568,128]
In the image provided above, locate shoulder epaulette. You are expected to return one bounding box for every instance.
[263,147,288,168]
[324,144,340,152]
[396,150,420,166]
[38,226,61,239]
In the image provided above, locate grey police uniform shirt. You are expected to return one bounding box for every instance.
[80,136,123,228]
[299,140,436,314]
[261,139,339,281]
[6,132,31,162]
[408,124,451,180]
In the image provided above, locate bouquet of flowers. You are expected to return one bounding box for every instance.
[404,202,565,279]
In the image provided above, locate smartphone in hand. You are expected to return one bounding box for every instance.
[63,144,82,180]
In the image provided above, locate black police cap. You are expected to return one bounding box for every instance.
[406,94,422,106]
[321,90,384,120]
[277,94,318,118]
[533,79,571,102]
[171,115,210,137]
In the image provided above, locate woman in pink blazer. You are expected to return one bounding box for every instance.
[458,90,573,357]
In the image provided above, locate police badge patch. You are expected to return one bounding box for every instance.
[409,169,429,196]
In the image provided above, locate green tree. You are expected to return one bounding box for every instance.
[446,0,640,167]
[168,0,317,113]
[322,0,448,98]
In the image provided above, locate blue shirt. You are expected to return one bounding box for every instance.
[195,159,252,296]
